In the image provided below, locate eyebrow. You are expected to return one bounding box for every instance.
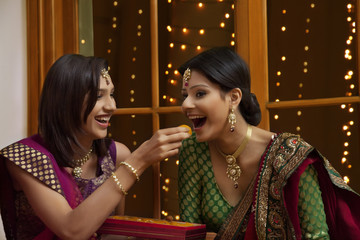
[181,84,210,91]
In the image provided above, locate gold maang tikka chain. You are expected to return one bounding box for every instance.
[216,124,252,188]
[72,147,93,178]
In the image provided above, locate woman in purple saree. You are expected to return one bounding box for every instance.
[0,54,190,239]
[177,47,360,239]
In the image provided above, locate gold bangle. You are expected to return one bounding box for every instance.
[111,172,128,195]
[119,162,140,182]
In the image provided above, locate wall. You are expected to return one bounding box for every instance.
[0,0,27,238]
[0,0,27,148]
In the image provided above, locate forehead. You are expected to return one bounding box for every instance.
[183,70,213,87]
[99,76,114,89]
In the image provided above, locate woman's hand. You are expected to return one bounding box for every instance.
[127,126,190,175]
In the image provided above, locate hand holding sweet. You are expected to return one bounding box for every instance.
[127,126,190,176]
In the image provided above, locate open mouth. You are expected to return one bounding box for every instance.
[95,116,110,125]
[189,116,207,129]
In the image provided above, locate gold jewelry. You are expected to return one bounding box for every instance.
[228,107,236,132]
[120,162,140,182]
[101,68,111,85]
[111,172,128,195]
[183,68,191,86]
[216,125,252,188]
[72,147,93,178]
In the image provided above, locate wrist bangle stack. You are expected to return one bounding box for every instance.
[120,162,140,182]
[111,172,128,195]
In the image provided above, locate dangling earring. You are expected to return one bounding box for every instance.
[228,107,236,132]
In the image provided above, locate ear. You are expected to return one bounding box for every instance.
[229,88,242,106]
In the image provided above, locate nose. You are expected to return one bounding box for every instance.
[181,96,194,113]
[105,96,116,112]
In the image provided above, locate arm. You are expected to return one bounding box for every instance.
[298,164,330,239]
[7,126,190,240]
[114,141,131,215]
[178,140,202,224]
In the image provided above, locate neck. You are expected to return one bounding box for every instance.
[72,139,94,160]
[215,124,250,154]
[216,124,252,159]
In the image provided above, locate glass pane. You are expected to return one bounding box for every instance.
[267,1,358,101]
[269,104,360,193]
[159,113,191,220]
[158,1,235,107]
[109,114,154,217]
[93,0,152,108]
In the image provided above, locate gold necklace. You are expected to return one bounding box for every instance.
[72,147,93,178]
[216,124,252,188]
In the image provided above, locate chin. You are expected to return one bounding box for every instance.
[93,131,108,140]
[194,133,207,143]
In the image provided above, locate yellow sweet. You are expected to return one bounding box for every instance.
[179,124,192,135]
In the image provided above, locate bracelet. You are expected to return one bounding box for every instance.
[111,172,128,195]
[119,162,140,182]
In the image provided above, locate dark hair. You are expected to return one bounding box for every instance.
[179,47,261,126]
[38,54,112,167]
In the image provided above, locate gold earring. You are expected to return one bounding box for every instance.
[228,107,236,132]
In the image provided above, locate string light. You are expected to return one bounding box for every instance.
[162,0,235,220]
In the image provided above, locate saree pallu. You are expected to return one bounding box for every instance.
[217,133,360,240]
[1,135,87,239]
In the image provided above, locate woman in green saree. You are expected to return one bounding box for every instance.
[178,47,360,239]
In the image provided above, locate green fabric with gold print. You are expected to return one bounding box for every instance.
[178,133,329,238]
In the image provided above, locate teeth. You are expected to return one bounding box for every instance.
[188,115,204,120]
[96,116,110,122]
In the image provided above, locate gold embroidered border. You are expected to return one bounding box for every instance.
[220,175,256,240]
[255,133,313,240]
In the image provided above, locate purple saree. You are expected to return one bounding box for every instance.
[0,134,116,239]
[217,133,360,240]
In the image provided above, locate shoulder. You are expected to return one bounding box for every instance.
[269,133,314,174]
[114,141,131,168]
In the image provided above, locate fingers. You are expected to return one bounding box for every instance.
[157,126,191,136]
[154,127,190,144]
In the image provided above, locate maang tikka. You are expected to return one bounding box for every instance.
[228,107,236,132]
[183,68,191,86]
[101,68,111,85]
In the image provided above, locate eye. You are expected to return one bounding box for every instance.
[182,93,188,100]
[195,91,206,98]
[97,93,103,99]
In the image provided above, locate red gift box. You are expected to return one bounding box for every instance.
[98,215,206,240]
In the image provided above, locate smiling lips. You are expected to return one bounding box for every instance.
[188,115,206,129]
[95,115,111,127]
